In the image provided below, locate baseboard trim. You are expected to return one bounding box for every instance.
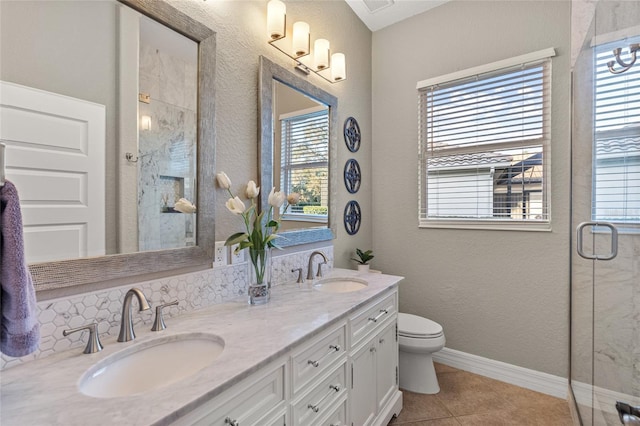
[433,347,568,399]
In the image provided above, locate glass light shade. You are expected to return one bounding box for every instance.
[267,0,286,40]
[313,39,330,70]
[292,22,310,57]
[140,115,151,131]
[331,53,346,81]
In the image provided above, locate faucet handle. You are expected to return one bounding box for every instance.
[63,322,103,354]
[291,268,305,284]
[151,300,179,331]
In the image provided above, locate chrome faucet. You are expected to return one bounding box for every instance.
[307,251,328,280]
[118,288,151,342]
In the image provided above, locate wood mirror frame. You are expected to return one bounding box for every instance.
[258,56,337,247]
[30,0,216,293]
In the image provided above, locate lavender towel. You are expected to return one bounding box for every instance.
[0,180,40,357]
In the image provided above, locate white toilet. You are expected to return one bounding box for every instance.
[398,312,445,394]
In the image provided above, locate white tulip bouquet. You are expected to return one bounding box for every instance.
[217,171,298,288]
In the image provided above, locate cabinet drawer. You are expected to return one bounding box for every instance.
[291,323,346,395]
[260,409,287,426]
[317,396,347,426]
[175,362,285,426]
[350,291,397,348]
[292,362,347,426]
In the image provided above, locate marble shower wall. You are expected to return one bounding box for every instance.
[137,35,198,251]
[0,246,333,370]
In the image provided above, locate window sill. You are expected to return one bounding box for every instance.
[590,223,640,235]
[282,213,328,224]
[419,219,552,232]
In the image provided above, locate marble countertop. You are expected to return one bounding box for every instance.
[0,268,402,426]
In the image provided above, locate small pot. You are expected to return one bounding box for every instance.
[357,264,370,273]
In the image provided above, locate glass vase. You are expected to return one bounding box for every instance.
[247,247,271,305]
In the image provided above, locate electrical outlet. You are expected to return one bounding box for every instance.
[229,244,245,264]
[214,241,228,267]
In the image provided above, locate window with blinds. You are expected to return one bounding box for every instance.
[593,38,640,224]
[280,108,329,220]
[418,52,553,228]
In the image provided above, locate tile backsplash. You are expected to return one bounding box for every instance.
[1,246,333,370]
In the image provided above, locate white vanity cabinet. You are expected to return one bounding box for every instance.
[290,323,347,426]
[173,288,402,426]
[349,290,402,426]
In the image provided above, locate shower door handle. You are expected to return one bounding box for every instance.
[576,222,618,260]
[617,401,640,425]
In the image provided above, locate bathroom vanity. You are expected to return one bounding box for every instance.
[0,269,402,426]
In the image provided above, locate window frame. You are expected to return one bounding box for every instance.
[417,48,556,231]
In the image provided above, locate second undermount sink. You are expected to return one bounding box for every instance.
[79,333,224,398]
[313,277,368,293]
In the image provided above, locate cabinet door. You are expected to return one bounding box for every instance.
[376,320,398,412]
[350,342,377,426]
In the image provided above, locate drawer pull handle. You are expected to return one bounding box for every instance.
[368,309,389,323]
[307,344,341,368]
[225,417,239,426]
[307,383,342,413]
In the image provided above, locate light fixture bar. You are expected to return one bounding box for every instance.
[266,0,346,84]
[268,37,345,84]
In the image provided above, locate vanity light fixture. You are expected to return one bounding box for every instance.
[266,0,346,83]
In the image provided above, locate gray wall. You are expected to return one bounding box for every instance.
[0,1,374,269]
[371,1,572,377]
[169,0,373,267]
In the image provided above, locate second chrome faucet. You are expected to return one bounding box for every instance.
[307,251,328,280]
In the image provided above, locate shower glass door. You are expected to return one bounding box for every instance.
[571,1,640,425]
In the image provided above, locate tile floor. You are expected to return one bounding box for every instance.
[389,363,573,426]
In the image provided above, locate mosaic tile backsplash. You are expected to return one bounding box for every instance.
[1,246,333,370]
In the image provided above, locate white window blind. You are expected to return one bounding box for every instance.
[593,38,640,224]
[280,109,329,219]
[418,55,552,228]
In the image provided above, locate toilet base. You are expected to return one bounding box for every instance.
[399,350,440,394]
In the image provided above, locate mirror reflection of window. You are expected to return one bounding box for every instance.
[273,81,329,229]
[280,107,329,222]
[592,36,640,225]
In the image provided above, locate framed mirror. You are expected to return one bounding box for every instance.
[1,0,216,291]
[258,56,337,247]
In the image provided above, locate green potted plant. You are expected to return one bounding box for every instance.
[351,248,374,272]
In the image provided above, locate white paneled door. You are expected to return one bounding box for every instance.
[0,81,105,263]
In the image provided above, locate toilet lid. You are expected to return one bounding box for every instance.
[398,313,443,338]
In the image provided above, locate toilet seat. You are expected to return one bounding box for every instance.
[398,313,443,339]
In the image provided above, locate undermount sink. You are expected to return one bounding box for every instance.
[313,277,368,293]
[79,333,224,398]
